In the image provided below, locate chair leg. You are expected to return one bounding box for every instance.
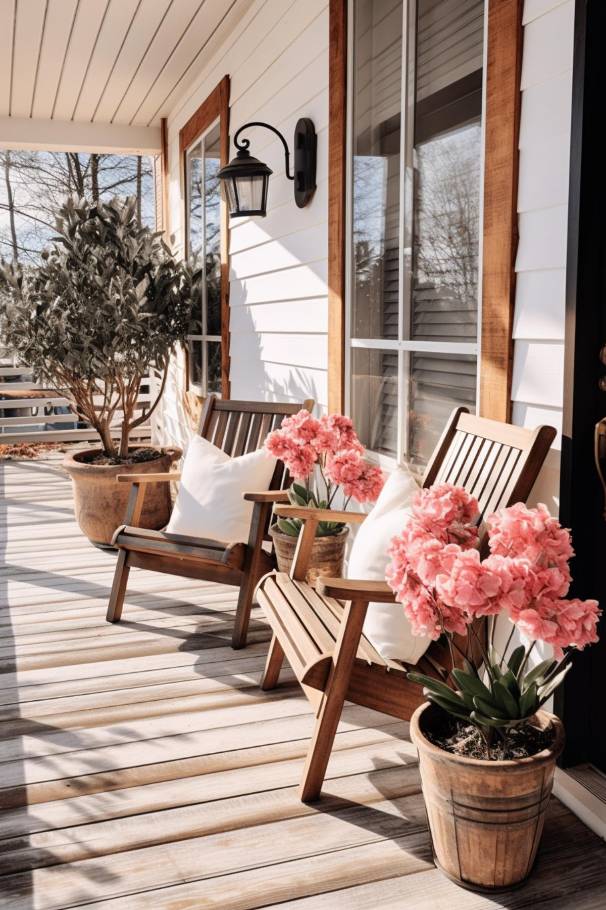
[298,685,349,803]
[232,572,255,650]
[261,634,284,690]
[298,598,369,803]
[106,550,130,623]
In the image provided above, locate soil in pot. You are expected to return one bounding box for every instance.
[64,446,180,549]
[79,447,163,467]
[411,702,565,892]
[270,525,349,585]
[425,711,554,761]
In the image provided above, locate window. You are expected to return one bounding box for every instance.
[185,122,223,395]
[180,76,229,398]
[347,0,484,470]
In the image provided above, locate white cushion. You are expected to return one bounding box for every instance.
[348,465,432,665]
[165,435,277,544]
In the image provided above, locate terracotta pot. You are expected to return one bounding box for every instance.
[410,702,565,892]
[63,447,181,549]
[269,526,349,585]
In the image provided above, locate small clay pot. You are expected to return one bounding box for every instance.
[63,446,181,549]
[410,701,565,892]
[269,525,349,585]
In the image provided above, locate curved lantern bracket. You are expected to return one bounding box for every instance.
[219,117,317,216]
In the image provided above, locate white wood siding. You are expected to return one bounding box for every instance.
[156,0,330,447]
[511,0,575,511]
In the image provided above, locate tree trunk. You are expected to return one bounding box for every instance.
[70,153,85,196]
[3,151,20,265]
[119,420,131,460]
[91,154,99,202]
[136,156,142,225]
[97,421,116,458]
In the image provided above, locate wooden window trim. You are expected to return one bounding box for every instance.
[179,75,231,399]
[327,0,523,422]
[327,0,347,414]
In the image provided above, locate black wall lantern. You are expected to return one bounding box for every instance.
[218,118,316,218]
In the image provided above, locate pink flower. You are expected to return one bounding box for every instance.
[412,484,480,547]
[279,410,321,445]
[265,430,317,480]
[314,414,364,455]
[515,607,559,644]
[413,483,479,528]
[385,486,601,660]
[325,449,384,503]
[436,549,503,618]
[487,502,573,569]
[482,554,531,619]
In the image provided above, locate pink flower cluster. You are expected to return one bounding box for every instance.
[386,489,600,655]
[264,410,384,504]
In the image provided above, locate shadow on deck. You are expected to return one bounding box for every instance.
[0,452,605,910]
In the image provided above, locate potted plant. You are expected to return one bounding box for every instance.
[385,487,601,892]
[0,196,197,548]
[264,410,384,583]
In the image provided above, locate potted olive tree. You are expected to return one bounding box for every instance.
[0,196,197,547]
[385,486,601,891]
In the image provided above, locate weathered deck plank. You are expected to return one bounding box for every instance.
[0,453,605,909]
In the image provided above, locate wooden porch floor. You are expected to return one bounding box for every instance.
[0,453,605,910]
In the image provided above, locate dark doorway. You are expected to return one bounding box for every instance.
[559,0,606,773]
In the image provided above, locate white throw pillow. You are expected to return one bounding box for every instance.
[165,435,277,544]
[348,465,432,665]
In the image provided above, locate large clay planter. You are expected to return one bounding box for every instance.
[410,702,565,892]
[64,447,181,549]
[269,526,349,585]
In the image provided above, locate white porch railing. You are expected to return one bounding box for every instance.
[0,353,152,446]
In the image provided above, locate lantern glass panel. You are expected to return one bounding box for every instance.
[235,174,267,214]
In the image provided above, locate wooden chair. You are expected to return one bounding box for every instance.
[106,395,314,649]
[256,408,556,801]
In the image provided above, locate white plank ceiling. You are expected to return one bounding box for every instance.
[0,0,238,128]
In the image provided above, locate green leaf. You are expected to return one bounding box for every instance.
[538,664,572,705]
[519,682,539,718]
[470,710,512,729]
[407,673,465,705]
[507,645,526,677]
[291,482,309,502]
[500,669,521,699]
[522,659,556,691]
[277,518,300,537]
[451,669,492,701]
[426,694,472,723]
[492,680,520,718]
[472,696,509,720]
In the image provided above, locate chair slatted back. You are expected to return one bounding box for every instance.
[423,408,556,545]
[199,396,314,491]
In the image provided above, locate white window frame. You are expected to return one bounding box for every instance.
[344,0,485,468]
[184,119,222,398]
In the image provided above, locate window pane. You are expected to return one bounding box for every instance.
[410,0,484,344]
[204,123,222,337]
[189,339,204,390]
[207,341,222,395]
[351,0,402,340]
[351,348,398,457]
[187,143,203,265]
[407,351,476,469]
[187,142,203,335]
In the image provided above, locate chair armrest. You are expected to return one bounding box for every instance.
[317,577,398,603]
[273,505,367,525]
[243,490,291,503]
[117,472,182,484]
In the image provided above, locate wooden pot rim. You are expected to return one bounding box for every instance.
[410,701,565,771]
[269,525,350,541]
[63,446,182,478]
